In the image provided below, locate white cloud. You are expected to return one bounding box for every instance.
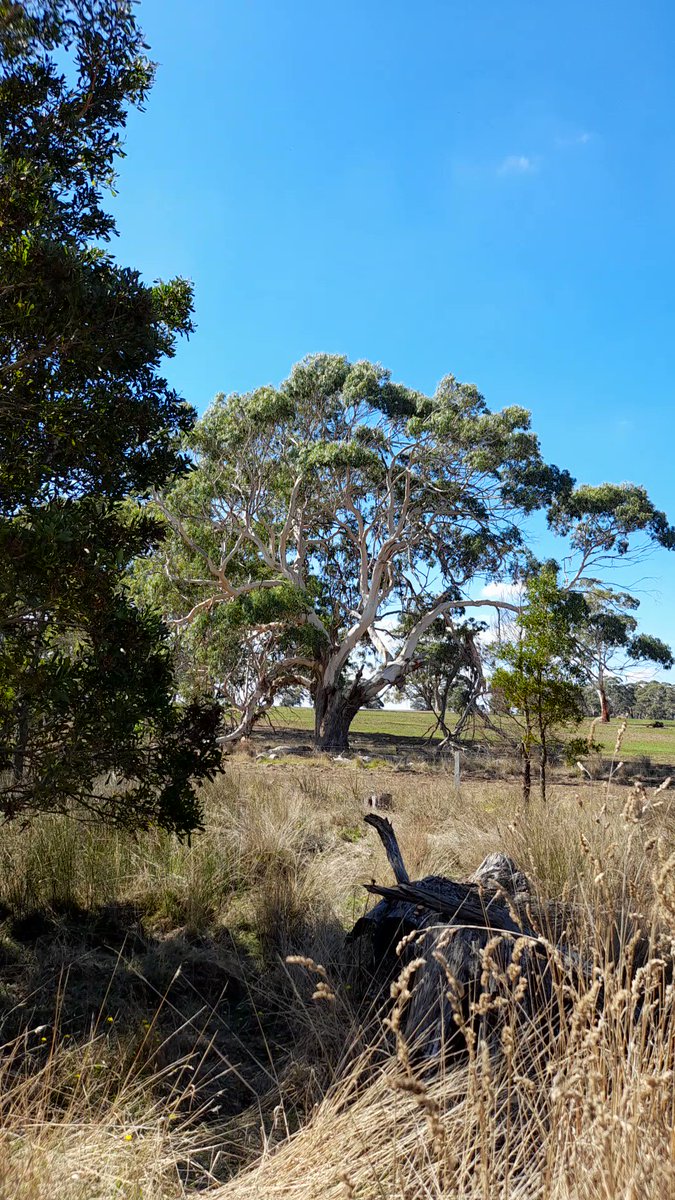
[473,582,525,646]
[556,130,593,147]
[377,612,401,631]
[498,154,536,175]
[479,581,525,604]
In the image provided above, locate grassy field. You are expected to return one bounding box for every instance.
[0,755,674,1197]
[265,705,675,762]
[264,704,444,740]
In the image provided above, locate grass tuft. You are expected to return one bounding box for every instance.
[0,757,674,1196]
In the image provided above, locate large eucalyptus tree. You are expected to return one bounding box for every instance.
[146,355,575,751]
[147,358,675,752]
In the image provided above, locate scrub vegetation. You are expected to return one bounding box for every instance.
[3,5,675,1197]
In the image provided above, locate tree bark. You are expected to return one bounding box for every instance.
[314,684,362,753]
[12,697,30,782]
[522,748,531,803]
[597,685,611,723]
[522,700,532,802]
[537,689,547,802]
[539,735,547,803]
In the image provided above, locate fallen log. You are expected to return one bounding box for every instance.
[349,814,571,1061]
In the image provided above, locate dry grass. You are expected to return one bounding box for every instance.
[0,754,674,1197]
[0,1029,220,1199]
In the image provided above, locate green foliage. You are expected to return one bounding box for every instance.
[339,824,365,843]
[493,569,585,687]
[492,567,586,798]
[629,633,674,667]
[563,736,603,766]
[139,353,571,747]
[0,1,220,832]
[633,683,675,721]
[548,483,675,558]
[572,586,673,719]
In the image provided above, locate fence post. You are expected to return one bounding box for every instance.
[454,750,461,791]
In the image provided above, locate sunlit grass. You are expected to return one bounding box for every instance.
[0,760,674,1197]
[266,706,675,761]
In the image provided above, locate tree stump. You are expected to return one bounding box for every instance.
[349,814,570,1061]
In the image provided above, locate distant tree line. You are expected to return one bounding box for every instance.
[581,681,675,721]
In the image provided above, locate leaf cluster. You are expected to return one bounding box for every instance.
[492,567,587,738]
[0,2,219,832]
[548,483,675,557]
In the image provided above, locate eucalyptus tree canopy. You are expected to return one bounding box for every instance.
[0,0,219,831]
[545,485,675,720]
[571,586,673,722]
[632,682,675,721]
[548,483,675,583]
[149,354,573,751]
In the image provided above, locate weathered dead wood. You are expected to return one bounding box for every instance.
[363,813,409,882]
[346,817,675,1073]
[350,815,569,1062]
[361,813,534,934]
[467,851,531,899]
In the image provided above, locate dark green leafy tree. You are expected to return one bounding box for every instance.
[141,355,573,752]
[491,567,586,801]
[632,682,675,721]
[0,0,219,832]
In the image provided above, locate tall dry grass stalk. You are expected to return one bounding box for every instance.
[0,756,673,1197]
[218,776,675,1198]
[0,1016,236,1199]
[213,764,675,1199]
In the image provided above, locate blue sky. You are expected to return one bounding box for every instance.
[112,0,675,675]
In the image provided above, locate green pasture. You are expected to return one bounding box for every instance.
[264,705,440,739]
[262,706,675,762]
[573,717,675,762]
